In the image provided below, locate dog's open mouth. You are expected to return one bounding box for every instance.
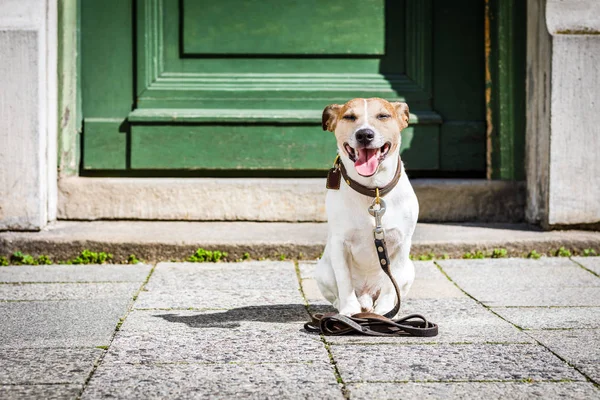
[344,142,391,177]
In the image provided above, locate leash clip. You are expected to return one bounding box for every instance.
[368,198,386,240]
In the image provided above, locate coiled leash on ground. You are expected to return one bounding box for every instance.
[305,159,438,337]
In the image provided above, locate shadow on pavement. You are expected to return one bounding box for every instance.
[153,303,335,329]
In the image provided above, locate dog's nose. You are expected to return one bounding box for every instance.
[355,129,375,145]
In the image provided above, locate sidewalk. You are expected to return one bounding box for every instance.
[1,257,599,399]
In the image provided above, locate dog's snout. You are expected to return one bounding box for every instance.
[355,129,375,145]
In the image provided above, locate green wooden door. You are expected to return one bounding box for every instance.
[81,0,486,177]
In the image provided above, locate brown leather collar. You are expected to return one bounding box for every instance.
[338,157,402,198]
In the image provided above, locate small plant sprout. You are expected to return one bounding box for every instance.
[0,256,8,266]
[10,252,36,265]
[582,248,597,257]
[36,255,53,265]
[69,250,113,265]
[127,254,141,264]
[491,248,508,258]
[188,248,227,263]
[555,247,572,257]
[416,253,437,261]
[527,250,542,259]
[463,250,485,259]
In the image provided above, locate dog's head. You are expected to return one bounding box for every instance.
[322,98,409,177]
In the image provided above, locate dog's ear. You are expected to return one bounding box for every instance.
[322,104,341,132]
[391,102,410,130]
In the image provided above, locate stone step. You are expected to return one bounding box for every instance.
[1,221,600,263]
[57,177,525,223]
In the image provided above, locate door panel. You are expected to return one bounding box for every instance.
[182,0,385,55]
[81,0,485,175]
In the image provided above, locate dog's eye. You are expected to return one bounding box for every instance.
[342,115,357,122]
[377,114,391,120]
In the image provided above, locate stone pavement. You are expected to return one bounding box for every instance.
[0,258,599,399]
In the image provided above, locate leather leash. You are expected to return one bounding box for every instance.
[304,156,438,337]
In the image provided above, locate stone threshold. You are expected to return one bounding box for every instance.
[57,177,525,223]
[2,221,600,262]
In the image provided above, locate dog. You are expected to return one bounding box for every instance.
[315,97,418,317]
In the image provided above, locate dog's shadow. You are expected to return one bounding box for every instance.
[154,304,336,329]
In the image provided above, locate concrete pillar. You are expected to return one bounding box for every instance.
[0,0,57,230]
[526,0,600,228]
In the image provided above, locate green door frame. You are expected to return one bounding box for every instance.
[57,0,525,180]
[486,0,526,181]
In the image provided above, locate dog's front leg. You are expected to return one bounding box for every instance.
[329,238,361,316]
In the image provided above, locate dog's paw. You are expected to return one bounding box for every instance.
[373,294,397,315]
[338,297,362,316]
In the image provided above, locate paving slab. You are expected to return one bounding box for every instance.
[82,361,343,400]
[330,344,584,383]
[144,262,298,290]
[492,306,600,330]
[0,348,102,385]
[298,261,465,306]
[437,258,600,306]
[572,256,600,276]
[135,261,303,309]
[300,277,330,305]
[0,384,82,400]
[408,262,466,299]
[529,329,600,383]
[135,288,303,310]
[322,298,532,345]
[298,260,318,279]
[0,299,132,348]
[346,382,600,399]
[0,264,151,283]
[0,282,141,301]
[105,309,326,364]
[297,262,330,305]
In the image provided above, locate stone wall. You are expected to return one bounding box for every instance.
[527,0,600,228]
[0,0,57,230]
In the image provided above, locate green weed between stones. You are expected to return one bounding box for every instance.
[555,247,572,257]
[234,252,251,262]
[69,250,113,264]
[462,250,486,259]
[527,250,542,259]
[126,254,141,264]
[0,250,144,266]
[490,248,508,258]
[187,248,228,263]
[455,247,599,259]
[1,246,599,266]
[115,317,126,331]
[410,253,449,261]
[8,251,53,266]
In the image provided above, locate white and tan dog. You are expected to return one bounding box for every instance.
[315,97,418,317]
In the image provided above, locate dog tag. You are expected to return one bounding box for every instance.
[326,167,341,190]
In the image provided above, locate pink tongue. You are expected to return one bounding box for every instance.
[355,148,379,176]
